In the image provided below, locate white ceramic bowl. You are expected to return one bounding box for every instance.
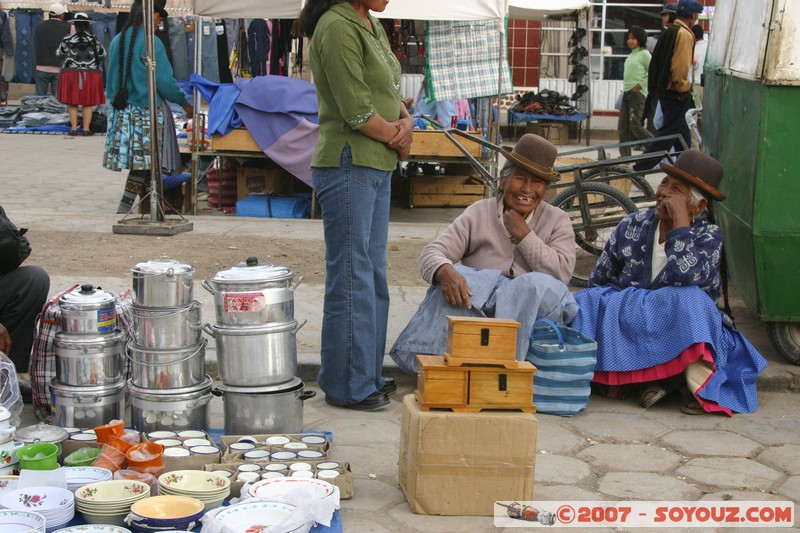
[213,501,310,533]
[0,509,46,533]
[63,467,113,493]
[53,525,132,533]
[299,435,327,445]
[264,436,290,446]
[247,477,336,501]
[176,430,206,439]
[243,449,270,461]
[158,471,230,495]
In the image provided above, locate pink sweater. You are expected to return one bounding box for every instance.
[419,198,576,285]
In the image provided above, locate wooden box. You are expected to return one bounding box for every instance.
[444,316,520,365]
[211,128,261,152]
[409,130,482,158]
[416,355,535,413]
[236,167,287,200]
[404,175,485,208]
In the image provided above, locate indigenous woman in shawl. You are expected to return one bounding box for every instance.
[390,134,578,374]
[572,149,767,415]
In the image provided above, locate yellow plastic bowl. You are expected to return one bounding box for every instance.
[131,495,205,519]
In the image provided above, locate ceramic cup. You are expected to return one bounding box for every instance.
[0,439,23,466]
[211,470,233,478]
[261,471,285,479]
[243,450,270,461]
[183,438,211,447]
[237,436,258,444]
[147,430,177,440]
[289,462,312,472]
[177,430,206,439]
[163,447,191,458]
[264,436,290,446]
[154,438,183,448]
[283,442,308,450]
[190,445,220,455]
[300,435,327,446]
[237,463,261,473]
[317,470,340,480]
[69,433,97,442]
[270,451,297,461]
[297,450,325,460]
[291,471,314,479]
[229,442,256,453]
[237,471,259,483]
[263,463,289,473]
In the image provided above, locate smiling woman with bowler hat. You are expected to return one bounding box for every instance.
[572,150,767,415]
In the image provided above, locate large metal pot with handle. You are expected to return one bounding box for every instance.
[128,376,212,433]
[131,300,203,348]
[203,319,305,387]
[49,379,127,429]
[127,339,207,390]
[54,330,125,386]
[202,257,302,326]
[213,378,315,435]
[59,284,118,334]
[131,256,195,308]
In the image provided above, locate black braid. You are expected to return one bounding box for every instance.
[112,2,143,110]
[706,202,734,324]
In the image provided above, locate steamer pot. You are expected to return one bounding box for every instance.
[131,256,195,308]
[202,257,302,326]
[54,330,125,386]
[59,284,117,334]
[203,320,306,387]
[48,379,127,430]
[127,339,207,389]
[128,376,212,433]
[213,378,315,435]
[131,300,203,348]
[15,423,69,463]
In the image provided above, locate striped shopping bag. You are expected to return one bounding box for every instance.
[527,318,597,416]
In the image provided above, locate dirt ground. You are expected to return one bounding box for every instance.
[27,228,429,287]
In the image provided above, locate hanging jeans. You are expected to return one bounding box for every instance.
[167,17,189,81]
[200,18,219,83]
[12,8,42,84]
[87,11,117,79]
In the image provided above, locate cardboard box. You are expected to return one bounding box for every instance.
[211,128,261,152]
[203,461,355,499]
[142,431,221,473]
[409,130,482,158]
[398,394,537,516]
[236,167,287,200]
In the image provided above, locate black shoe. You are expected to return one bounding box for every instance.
[82,130,95,137]
[379,378,397,395]
[67,130,78,136]
[325,392,390,411]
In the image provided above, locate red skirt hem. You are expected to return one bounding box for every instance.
[57,70,105,106]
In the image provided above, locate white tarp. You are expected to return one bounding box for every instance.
[508,0,591,20]
[377,0,504,20]
[192,0,304,19]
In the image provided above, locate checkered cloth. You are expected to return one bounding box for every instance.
[423,19,513,102]
[31,286,134,422]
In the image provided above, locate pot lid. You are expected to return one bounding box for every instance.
[48,378,128,395]
[0,405,10,423]
[60,284,117,307]
[215,376,303,395]
[54,329,125,346]
[211,257,293,283]
[131,256,195,276]
[15,422,68,444]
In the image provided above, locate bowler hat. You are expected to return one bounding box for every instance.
[660,3,677,15]
[68,12,94,24]
[501,134,560,183]
[677,0,704,16]
[153,0,169,18]
[660,149,726,201]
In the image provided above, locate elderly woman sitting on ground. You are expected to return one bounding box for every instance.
[390,134,578,374]
[571,149,767,415]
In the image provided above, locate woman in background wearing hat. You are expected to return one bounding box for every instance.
[572,150,766,415]
[56,12,106,136]
[390,134,578,375]
[103,0,192,214]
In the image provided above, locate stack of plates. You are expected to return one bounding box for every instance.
[0,486,75,531]
[213,501,311,533]
[74,480,151,527]
[0,476,19,497]
[158,471,230,511]
[63,467,113,493]
[0,509,46,533]
[54,526,132,533]
[246,477,336,502]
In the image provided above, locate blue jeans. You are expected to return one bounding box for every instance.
[168,17,189,81]
[313,145,392,405]
[633,91,693,171]
[87,11,117,77]
[34,70,57,95]
[12,8,42,84]
[200,18,219,83]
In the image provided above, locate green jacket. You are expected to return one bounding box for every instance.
[310,3,402,171]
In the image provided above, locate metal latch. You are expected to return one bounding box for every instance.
[498,373,507,391]
[481,328,490,346]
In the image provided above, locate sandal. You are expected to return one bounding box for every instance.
[681,398,706,415]
[639,385,668,408]
[67,130,78,137]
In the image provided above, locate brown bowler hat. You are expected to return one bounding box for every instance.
[660,149,726,201]
[501,134,561,182]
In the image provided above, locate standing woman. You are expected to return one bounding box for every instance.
[56,12,106,136]
[103,0,192,214]
[618,26,653,157]
[296,0,414,411]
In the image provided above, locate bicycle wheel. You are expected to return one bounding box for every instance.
[552,182,638,287]
[582,165,656,200]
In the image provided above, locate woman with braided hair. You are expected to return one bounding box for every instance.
[103,0,192,214]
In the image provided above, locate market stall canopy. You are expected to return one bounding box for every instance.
[507,0,591,20]
[376,0,505,20]
[192,0,304,19]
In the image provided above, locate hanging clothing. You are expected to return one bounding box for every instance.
[247,19,270,77]
[0,10,15,57]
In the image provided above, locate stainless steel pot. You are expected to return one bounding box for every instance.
[127,339,207,389]
[213,378,315,435]
[15,423,69,461]
[203,319,306,387]
[54,330,125,386]
[131,256,195,308]
[59,284,118,334]
[49,379,127,429]
[128,376,212,433]
[131,300,202,348]
[202,257,302,326]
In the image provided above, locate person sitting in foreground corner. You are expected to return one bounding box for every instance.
[570,150,767,415]
[0,206,50,374]
[390,134,578,374]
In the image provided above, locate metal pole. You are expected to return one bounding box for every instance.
[143,0,162,221]
[190,14,202,215]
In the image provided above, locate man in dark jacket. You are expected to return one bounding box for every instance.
[634,0,703,171]
[0,206,49,372]
[34,3,70,96]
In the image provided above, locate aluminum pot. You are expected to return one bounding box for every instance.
[203,319,306,387]
[131,300,203,348]
[127,339,207,389]
[54,330,125,386]
[15,423,69,462]
[202,257,302,326]
[59,284,117,334]
[48,379,127,430]
[213,378,315,435]
[131,256,195,308]
[128,376,212,433]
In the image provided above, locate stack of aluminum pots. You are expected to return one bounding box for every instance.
[126,256,212,433]
[203,257,314,435]
[50,284,127,428]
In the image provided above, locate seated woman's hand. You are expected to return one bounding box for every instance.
[433,264,473,309]
[503,209,532,243]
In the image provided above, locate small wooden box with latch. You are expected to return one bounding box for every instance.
[443,316,521,367]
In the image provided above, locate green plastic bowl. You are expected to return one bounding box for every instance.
[17,442,59,470]
[64,446,102,467]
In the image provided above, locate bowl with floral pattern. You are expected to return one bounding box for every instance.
[0,509,47,533]
[0,486,75,530]
[74,480,151,510]
[157,471,230,496]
